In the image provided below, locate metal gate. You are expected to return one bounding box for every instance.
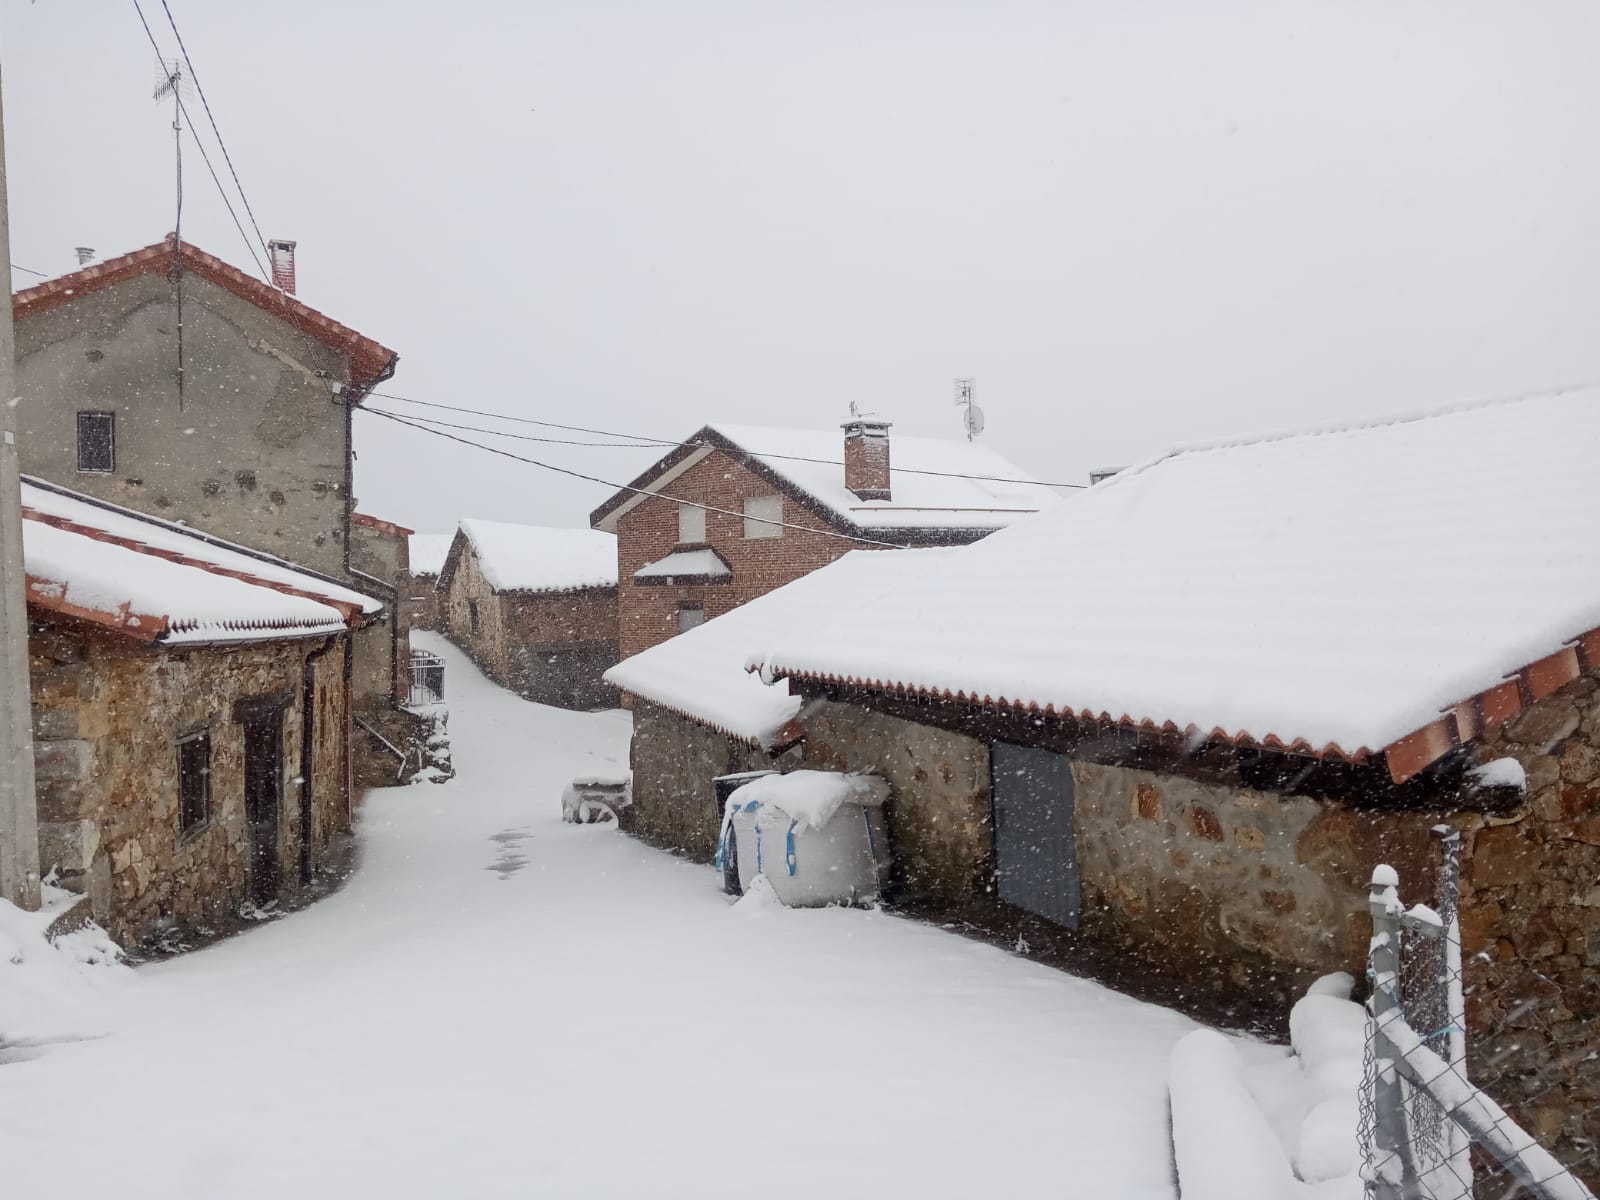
[991,743,1079,928]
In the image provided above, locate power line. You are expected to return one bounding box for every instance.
[359,407,911,549]
[368,390,1086,489]
[365,408,676,449]
[131,0,269,280]
[157,0,271,260]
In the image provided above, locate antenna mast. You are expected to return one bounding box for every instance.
[953,377,984,442]
[153,59,188,411]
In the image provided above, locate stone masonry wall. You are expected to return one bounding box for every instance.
[625,700,798,859]
[29,622,350,947]
[503,589,619,709]
[1456,668,1600,1175]
[800,700,993,903]
[613,447,867,660]
[442,540,508,683]
[15,272,355,578]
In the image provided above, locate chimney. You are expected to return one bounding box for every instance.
[269,239,298,293]
[841,417,892,500]
[73,247,95,266]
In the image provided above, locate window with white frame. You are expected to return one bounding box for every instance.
[677,503,706,544]
[742,495,783,539]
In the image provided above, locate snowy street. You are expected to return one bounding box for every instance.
[1,634,1199,1199]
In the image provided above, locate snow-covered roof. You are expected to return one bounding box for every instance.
[448,519,617,594]
[753,389,1600,781]
[591,423,1060,538]
[711,424,1059,531]
[408,533,453,578]
[606,548,950,746]
[633,548,731,581]
[20,479,381,645]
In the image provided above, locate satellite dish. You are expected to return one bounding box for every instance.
[963,404,985,439]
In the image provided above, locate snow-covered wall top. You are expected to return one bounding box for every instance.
[752,389,1600,759]
[606,548,950,745]
[457,519,617,594]
[709,423,1061,531]
[408,533,453,579]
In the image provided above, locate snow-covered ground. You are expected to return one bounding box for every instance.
[0,634,1203,1199]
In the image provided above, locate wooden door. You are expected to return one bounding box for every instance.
[242,708,284,906]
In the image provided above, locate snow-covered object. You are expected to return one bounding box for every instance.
[561,773,632,823]
[20,480,381,644]
[754,390,1600,762]
[1469,757,1527,791]
[721,771,890,906]
[632,548,731,580]
[454,518,616,594]
[1170,973,1365,1200]
[407,532,453,579]
[605,549,950,746]
[707,423,1061,531]
[0,886,131,1049]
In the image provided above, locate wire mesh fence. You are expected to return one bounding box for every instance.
[1361,835,1597,1200]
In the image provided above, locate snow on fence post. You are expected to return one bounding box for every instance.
[1365,865,1428,1199]
[1431,824,1472,1188]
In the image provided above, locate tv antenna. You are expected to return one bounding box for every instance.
[152,58,190,410]
[954,377,984,441]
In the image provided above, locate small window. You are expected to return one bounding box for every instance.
[678,503,706,545]
[677,604,705,634]
[468,598,481,634]
[77,411,115,473]
[178,731,211,833]
[743,495,783,539]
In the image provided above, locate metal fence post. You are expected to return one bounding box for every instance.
[1367,864,1427,1198]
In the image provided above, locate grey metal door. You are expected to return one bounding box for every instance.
[991,743,1078,928]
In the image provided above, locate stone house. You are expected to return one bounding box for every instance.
[9,236,417,771]
[19,477,381,947]
[589,419,1058,661]
[747,391,1600,1181]
[406,531,452,631]
[439,519,620,709]
[605,548,946,853]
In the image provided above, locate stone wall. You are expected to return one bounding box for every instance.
[349,519,411,708]
[503,589,619,709]
[800,700,993,903]
[15,272,355,578]
[407,575,442,631]
[625,700,798,858]
[1456,669,1600,1174]
[28,621,350,947]
[613,447,866,660]
[788,681,1599,1184]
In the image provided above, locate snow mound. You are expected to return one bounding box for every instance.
[1468,756,1527,791]
[734,873,781,914]
[1171,973,1364,1200]
[0,888,132,1050]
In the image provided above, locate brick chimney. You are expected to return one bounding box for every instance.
[841,418,892,500]
[269,239,298,293]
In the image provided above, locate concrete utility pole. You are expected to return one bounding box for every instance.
[0,63,42,910]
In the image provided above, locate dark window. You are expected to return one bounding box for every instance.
[178,731,211,833]
[468,598,481,634]
[77,411,115,473]
[677,604,705,634]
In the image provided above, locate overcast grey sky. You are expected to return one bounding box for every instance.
[5,2,1598,534]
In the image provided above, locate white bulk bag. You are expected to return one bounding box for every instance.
[716,771,890,906]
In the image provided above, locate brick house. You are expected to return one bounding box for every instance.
[749,392,1600,1181]
[589,419,1058,661]
[605,549,945,852]
[406,531,452,630]
[20,477,382,947]
[439,519,619,709]
[10,237,418,776]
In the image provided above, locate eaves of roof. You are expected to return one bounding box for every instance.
[12,235,399,394]
[766,624,1600,787]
